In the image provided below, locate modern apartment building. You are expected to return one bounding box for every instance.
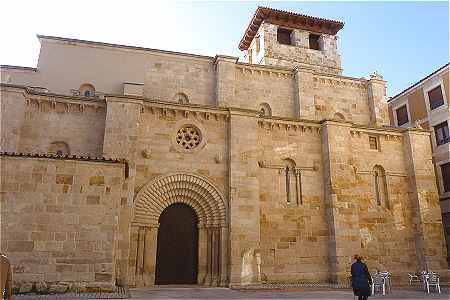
[388,63,450,264]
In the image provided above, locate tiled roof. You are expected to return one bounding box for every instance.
[0,152,124,163]
[239,6,344,50]
[389,62,450,102]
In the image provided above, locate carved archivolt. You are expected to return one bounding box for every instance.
[133,173,227,227]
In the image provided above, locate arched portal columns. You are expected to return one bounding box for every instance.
[130,225,159,287]
[197,225,228,286]
[129,173,229,287]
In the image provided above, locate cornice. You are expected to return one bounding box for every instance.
[0,152,125,165]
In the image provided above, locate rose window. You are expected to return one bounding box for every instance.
[176,125,202,150]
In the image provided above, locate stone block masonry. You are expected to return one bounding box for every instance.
[0,155,125,292]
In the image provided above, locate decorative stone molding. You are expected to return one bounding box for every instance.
[175,125,202,150]
[258,120,320,134]
[236,65,293,79]
[0,151,124,163]
[369,71,384,81]
[214,154,223,164]
[354,168,408,178]
[349,129,403,141]
[313,75,367,89]
[132,173,227,227]
[258,160,316,206]
[141,103,229,122]
[141,149,151,159]
[258,160,316,172]
[24,96,105,113]
[171,119,208,153]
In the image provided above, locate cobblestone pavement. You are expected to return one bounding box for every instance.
[128,286,449,299]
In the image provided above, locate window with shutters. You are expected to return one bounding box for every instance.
[395,105,409,126]
[434,121,449,146]
[277,28,292,45]
[309,34,321,50]
[428,85,445,110]
[441,162,450,193]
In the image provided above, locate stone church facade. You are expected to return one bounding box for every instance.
[0,7,447,291]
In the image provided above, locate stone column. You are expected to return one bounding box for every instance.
[135,227,145,286]
[295,170,302,205]
[128,226,139,286]
[214,55,237,107]
[211,228,220,286]
[321,121,361,284]
[197,226,208,284]
[219,226,229,287]
[204,228,212,286]
[103,96,142,286]
[367,72,389,127]
[403,129,448,273]
[143,226,158,286]
[228,110,261,287]
[293,67,316,119]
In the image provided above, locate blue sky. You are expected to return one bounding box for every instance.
[1,1,448,96]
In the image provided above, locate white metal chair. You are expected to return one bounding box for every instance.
[379,271,391,293]
[408,273,421,286]
[371,273,386,295]
[424,272,441,294]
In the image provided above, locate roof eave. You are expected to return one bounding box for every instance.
[238,7,344,51]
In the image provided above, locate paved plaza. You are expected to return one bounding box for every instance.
[13,286,449,299]
[128,286,449,300]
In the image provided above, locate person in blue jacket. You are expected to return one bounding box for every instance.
[351,255,372,300]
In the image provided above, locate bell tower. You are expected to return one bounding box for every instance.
[239,7,344,75]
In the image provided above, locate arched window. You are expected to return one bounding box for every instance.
[373,165,389,208]
[174,93,189,104]
[281,158,302,205]
[258,103,272,117]
[79,83,95,97]
[48,141,70,156]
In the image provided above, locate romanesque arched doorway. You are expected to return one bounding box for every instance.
[155,203,198,284]
[130,173,228,287]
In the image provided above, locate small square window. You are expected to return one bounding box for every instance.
[277,28,293,45]
[396,105,409,126]
[309,34,321,50]
[428,86,445,110]
[434,121,449,146]
[369,136,378,150]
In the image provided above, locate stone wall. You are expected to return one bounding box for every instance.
[234,65,295,118]
[321,122,448,283]
[143,56,215,106]
[0,86,106,156]
[0,155,125,292]
[257,119,329,282]
[262,23,342,75]
[133,104,228,192]
[310,74,371,124]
